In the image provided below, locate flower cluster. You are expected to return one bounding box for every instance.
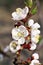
[28,19,40,50]
[8,6,41,65]
[10,25,29,53]
[9,19,40,53]
[30,53,41,65]
[3,6,41,65]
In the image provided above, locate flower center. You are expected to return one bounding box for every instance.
[12,42,17,49]
[35,35,40,41]
[17,32,24,37]
[35,35,40,39]
[16,8,22,14]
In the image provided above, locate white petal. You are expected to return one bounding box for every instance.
[9,41,17,53]
[18,25,26,32]
[12,35,19,40]
[12,11,24,20]
[30,43,36,50]
[31,30,40,43]
[31,37,39,43]
[30,60,40,65]
[18,25,29,37]
[32,23,40,29]
[31,30,40,36]
[12,12,19,20]
[28,19,34,27]
[9,41,21,53]
[24,29,29,37]
[32,53,39,60]
[31,60,40,64]
[16,45,21,50]
[10,46,17,53]
[12,28,19,40]
[18,37,25,44]
[23,6,29,15]
[31,60,39,63]
[12,28,18,35]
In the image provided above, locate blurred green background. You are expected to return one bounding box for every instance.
[0,0,43,65]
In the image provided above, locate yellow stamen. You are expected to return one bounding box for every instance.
[35,38,39,43]
[12,42,17,48]
[35,35,40,43]
[16,8,22,13]
[17,32,24,37]
[35,35,40,39]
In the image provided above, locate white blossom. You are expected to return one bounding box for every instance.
[28,19,40,44]
[32,53,39,60]
[28,19,40,29]
[12,28,19,40]
[31,35,40,43]
[12,25,29,44]
[18,25,29,37]
[32,23,40,29]
[9,41,21,53]
[12,6,29,20]
[31,30,40,36]
[18,37,25,44]
[30,60,40,65]
[30,43,36,50]
[28,19,34,27]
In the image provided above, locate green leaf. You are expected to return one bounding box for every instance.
[24,0,33,8]
[29,0,33,8]
[31,7,37,15]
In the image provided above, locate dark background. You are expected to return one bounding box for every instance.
[0,0,43,65]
